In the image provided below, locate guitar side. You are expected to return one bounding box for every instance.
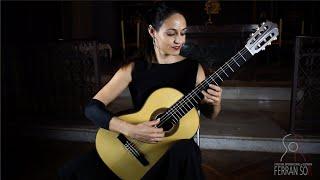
[96,87,200,179]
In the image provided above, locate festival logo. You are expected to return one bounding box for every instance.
[274,134,313,176]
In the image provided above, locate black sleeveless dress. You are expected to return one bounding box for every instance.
[129,58,199,110]
[58,58,204,180]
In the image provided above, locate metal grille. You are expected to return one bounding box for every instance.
[291,36,320,134]
[12,40,114,122]
[52,41,113,120]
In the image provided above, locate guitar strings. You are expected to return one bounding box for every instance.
[125,143,139,157]
[157,47,251,127]
[123,47,251,148]
[115,27,276,161]
[125,138,141,157]
[163,48,249,113]
[122,29,276,145]
[158,47,250,126]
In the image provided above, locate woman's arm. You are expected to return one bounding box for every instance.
[195,64,222,119]
[85,63,134,135]
[85,62,164,143]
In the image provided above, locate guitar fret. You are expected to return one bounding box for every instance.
[180,104,188,113]
[184,98,192,109]
[221,68,229,77]
[208,76,213,83]
[232,57,240,67]
[182,104,188,113]
[227,63,234,72]
[171,112,179,123]
[209,76,218,86]
[187,97,196,107]
[194,93,201,101]
[238,52,247,62]
[213,79,218,85]
[175,107,183,117]
[216,73,223,81]
[190,94,198,104]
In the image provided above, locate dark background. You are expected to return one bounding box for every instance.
[3,0,319,123]
[2,1,320,179]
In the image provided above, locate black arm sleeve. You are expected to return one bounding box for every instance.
[84,99,114,129]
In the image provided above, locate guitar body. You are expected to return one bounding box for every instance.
[96,87,200,180]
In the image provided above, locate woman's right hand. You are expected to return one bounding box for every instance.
[127,119,165,144]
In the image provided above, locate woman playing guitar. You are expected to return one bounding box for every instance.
[59,3,222,180]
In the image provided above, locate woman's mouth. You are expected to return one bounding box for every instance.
[172,46,181,50]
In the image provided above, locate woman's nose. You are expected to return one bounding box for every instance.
[174,36,184,44]
[174,37,180,44]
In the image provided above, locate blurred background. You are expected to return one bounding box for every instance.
[2,1,320,179]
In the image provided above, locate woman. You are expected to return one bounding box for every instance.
[59,3,222,180]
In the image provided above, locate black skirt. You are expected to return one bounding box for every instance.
[58,139,204,180]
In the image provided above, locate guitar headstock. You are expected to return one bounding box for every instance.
[245,21,279,55]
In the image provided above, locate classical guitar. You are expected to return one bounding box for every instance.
[96,21,279,179]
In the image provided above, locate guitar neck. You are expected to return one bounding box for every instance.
[162,47,252,124]
[194,47,252,96]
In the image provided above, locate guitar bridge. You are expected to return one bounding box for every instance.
[117,134,149,166]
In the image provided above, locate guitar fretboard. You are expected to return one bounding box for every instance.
[159,47,252,125]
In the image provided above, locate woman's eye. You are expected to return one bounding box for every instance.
[167,33,175,36]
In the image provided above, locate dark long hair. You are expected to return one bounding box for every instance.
[122,3,184,68]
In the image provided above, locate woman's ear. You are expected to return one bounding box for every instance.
[148,25,155,38]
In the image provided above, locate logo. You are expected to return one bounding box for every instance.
[273,134,312,176]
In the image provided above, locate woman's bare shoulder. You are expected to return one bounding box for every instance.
[120,61,135,71]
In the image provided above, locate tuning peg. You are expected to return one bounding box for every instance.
[251,33,254,37]
[262,47,265,51]
[258,44,261,48]
[274,37,277,40]
[261,22,265,26]
[267,42,271,45]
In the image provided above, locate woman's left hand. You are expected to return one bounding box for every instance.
[201,84,222,106]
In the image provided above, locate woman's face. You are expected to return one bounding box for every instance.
[152,13,187,56]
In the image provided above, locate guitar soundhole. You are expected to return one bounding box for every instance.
[161,120,174,132]
[153,111,179,136]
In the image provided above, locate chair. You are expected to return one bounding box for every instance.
[194,110,201,147]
